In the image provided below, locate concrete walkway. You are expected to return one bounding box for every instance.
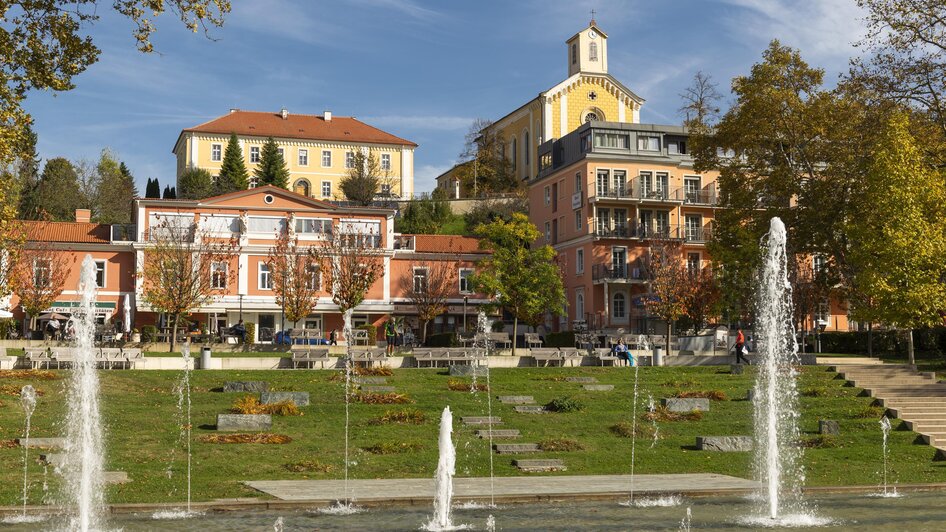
[245,473,758,503]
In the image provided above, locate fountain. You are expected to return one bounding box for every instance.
[627,359,641,504]
[679,506,692,531]
[62,255,106,531]
[877,416,899,497]
[20,385,37,515]
[424,406,457,531]
[178,344,193,513]
[474,311,496,511]
[647,394,660,449]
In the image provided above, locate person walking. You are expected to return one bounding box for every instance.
[734,328,751,365]
[385,319,397,355]
[329,328,337,346]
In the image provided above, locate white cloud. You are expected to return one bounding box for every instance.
[360,115,474,131]
[347,0,442,22]
[229,1,344,47]
[413,163,452,195]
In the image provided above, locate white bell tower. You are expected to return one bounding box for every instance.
[566,16,608,77]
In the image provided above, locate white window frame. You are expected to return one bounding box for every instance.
[459,268,474,294]
[306,264,321,291]
[321,150,332,167]
[246,215,287,236]
[575,209,582,231]
[576,289,585,319]
[258,262,272,290]
[33,259,51,288]
[380,183,391,196]
[211,261,228,289]
[412,267,429,294]
[345,151,355,169]
[210,143,222,162]
[544,186,551,206]
[612,292,627,319]
[576,248,584,274]
[94,260,106,289]
[321,181,332,198]
[380,153,391,171]
[277,147,284,159]
[298,148,308,166]
[250,146,260,163]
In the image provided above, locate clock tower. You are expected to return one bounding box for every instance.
[566,19,608,77]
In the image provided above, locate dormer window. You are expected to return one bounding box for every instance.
[589,42,598,61]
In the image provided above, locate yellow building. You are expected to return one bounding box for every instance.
[438,19,644,195]
[174,109,417,199]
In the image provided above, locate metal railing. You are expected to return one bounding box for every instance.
[592,261,651,282]
[143,226,196,242]
[683,190,718,206]
[682,226,713,243]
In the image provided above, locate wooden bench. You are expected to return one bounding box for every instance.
[291,346,330,369]
[351,348,386,368]
[24,347,49,369]
[489,332,512,349]
[592,348,620,366]
[531,348,563,367]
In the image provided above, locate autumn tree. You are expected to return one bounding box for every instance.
[267,229,322,329]
[216,132,249,194]
[401,258,457,343]
[9,235,74,336]
[141,216,239,352]
[470,213,565,356]
[644,241,690,355]
[339,151,388,206]
[396,190,452,234]
[453,119,519,197]
[684,266,721,332]
[12,123,39,218]
[177,168,214,200]
[679,71,722,132]
[253,137,290,189]
[844,112,946,364]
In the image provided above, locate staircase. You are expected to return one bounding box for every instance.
[832,362,946,453]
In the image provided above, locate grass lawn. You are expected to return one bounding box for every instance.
[0,364,942,506]
[438,214,468,236]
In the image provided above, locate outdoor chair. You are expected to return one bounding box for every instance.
[350,329,370,346]
[98,347,124,369]
[489,332,512,349]
[524,333,543,349]
[559,348,583,367]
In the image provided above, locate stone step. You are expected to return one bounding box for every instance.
[475,429,521,439]
[583,384,615,392]
[901,420,946,432]
[359,385,396,393]
[260,391,310,407]
[514,405,548,414]
[891,407,946,415]
[353,377,387,385]
[462,416,503,426]
[39,453,65,468]
[103,471,130,484]
[851,378,936,386]
[565,377,598,384]
[223,381,269,393]
[514,459,567,472]
[863,387,946,397]
[217,413,272,431]
[494,443,539,454]
[498,395,535,404]
[696,436,753,452]
[16,437,64,449]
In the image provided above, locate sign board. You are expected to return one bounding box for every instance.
[572,191,583,210]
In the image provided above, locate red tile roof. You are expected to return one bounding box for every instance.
[411,235,486,254]
[182,110,417,147]
[22,221,112,244]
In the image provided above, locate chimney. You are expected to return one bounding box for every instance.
[280,108,288,120]
[324,111,332,122]
[75,209,91,223]
[229,108,239,114]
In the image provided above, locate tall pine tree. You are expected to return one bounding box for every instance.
[217,132,249,194]
[145,178,161,198]
[14,123,40,218]
[254,137,289,189]
[178,168,214,199]
[94,151,137,223]
[163,185,175,199]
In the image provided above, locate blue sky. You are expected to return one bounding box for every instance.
[27,0,867,195]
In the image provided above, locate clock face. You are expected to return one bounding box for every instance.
[589,30,597,39]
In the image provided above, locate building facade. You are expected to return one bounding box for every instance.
[437,20,644,196]
[174,109,417,200]
[6,187,486,342]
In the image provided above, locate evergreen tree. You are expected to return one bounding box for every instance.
[339,151,382,206]
[163,185,173,199]
[94,150,137,224]
[13,123,40,218]
[177,168,214,199]
[32,158,84,221]
[145,178,161,198]
[253,137,289,189]
[217,132,249,194]
[170,186,177,198]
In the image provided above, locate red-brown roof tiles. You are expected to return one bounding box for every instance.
[182,110,417,147]
[411,235,486,254]
[22,221,112,244]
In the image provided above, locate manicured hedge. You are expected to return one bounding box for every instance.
[425,332,457,347]
[545,331,576,348]
[816,328,946,356]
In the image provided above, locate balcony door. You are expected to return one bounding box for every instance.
[613,208,627,236]
[613,171,626,196]
[655,211,670,237]
[611,247,627,278]
[655,172,669,199]
[597,208,611,236]
[685,215,701,241]
[596,170,610,197]
[684,177,700,203]
[639,210,653,237]
[639,172,653,198]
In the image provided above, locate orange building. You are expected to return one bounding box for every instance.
[6,187,487,343]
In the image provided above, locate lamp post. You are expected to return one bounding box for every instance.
[463,295,468,332]
[816,319,828,354]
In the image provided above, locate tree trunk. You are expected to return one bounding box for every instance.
[867,323,873,357]
[170,315,178,353]
[907,328,915,365]
[512,316,518,357]
[422,320,428,344]
[666,320,672,357]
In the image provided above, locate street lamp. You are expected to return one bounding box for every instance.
[816,319,828,354]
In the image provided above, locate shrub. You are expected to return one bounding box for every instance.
[0,370,60,380]
[853,405,886,419]
[448,378,487,392]
[799,435,839,448]
[538,438,584,452]
[371,409,427,425]
[199,433,292,444]
[231,395,302,416]
[284,460,334,473]
[643,406,703,422]
[245,321,256,344]
[673,390,728,401]
[362,441,423,454]
[0,385,45,397]
[660,378,698,388]
[0,440,17,449]
[609,421,659,440]
[801,386,830,397]
[0,319,17,340]
[546,396,584,413]
[357,324,378,343]
[354,366,393,376]
[491,320,506,332]
[425,332,457,347]
[545,331,576,348]
[141,325,159,343]
[355,392,413,404]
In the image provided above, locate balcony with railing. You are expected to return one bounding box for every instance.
[682,189,718,206]
[592,260,651,283]
[591,182,685,204]
[143,225,196,242]
[682,225,713,244]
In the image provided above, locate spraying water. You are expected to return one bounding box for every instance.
[647,395,660,449]
[628,361,641,503]
[335,307,357,514]
[63,255,106,531]
[178,344,193,513]
[474,311,496,509]
[20,385,37,515]
[679,506,692,532]
[273,515,284,531]
[751,218,805,522]
[878,416,898,497]
[425,406,456,531]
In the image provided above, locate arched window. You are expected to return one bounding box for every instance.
[523,131,530,166]
[583,108,604,123]
[511,137,517,166]
[293,179,310,197]
[576,292,584,319]
[613,293,626,319]
[589,42,598,61]
[584,112,598,123]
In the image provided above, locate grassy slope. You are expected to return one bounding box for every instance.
[0,365,942,506]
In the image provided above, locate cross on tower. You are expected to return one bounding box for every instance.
[590,9,596,23]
